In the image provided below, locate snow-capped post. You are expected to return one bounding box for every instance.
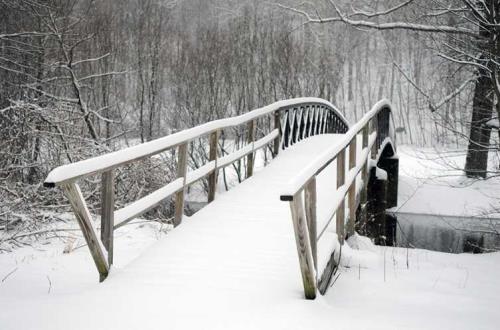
[208,130,219,203]
[347,137,357,237]
[273,110,281,157]
[289,191,317,300]
[62,183,109,282]
[336,149,346,245]
[304,177,318,270]
[174,143,188,227]
[246,120,256,178]
[101,170,115,266]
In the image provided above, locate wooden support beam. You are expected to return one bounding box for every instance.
[101,170,114,266]
[208,130,219,203]
[62,183,109,281]
[336,149,346,245]
[304,178,317,270]
[289,191,317,300]
[246,120,256,178]
[347,137,356,237]
[174,142,188,227]
[273,111,281,157]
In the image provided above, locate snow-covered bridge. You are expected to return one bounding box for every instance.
[43,98,398,300]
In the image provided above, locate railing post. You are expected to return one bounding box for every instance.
[304,177,317,270]
[273,111,281,157]
[347,137,356,237]
[289,191,317,300]
[174,142,188,227]
[246,120,256,178]
[101,170,114,266]
[208,130,219,203]
[336,149,346,245]
[359,125,370,234]
[62,182,109,281]
[371,117,378,158]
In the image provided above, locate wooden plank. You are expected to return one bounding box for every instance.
[174,142,188,227]
[246,120,256,178]
[289,191,317,300]
[113,178,184,229]
[273,111,281,157]
[304,177,317,270]
[347,137,357,237]
[101,170,114,266]
[62,183,109,281]
[336,149,345,245]
[208,130,219,202]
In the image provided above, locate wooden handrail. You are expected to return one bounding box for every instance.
[44,98,347,187]
[44,97,349,282]
[280,99,395,300]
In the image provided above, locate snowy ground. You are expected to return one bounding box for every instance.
[393,145,500,252]
[395,145,500,217]
[1,140,499,330]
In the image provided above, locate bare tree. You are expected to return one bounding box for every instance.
[279,0,500,178]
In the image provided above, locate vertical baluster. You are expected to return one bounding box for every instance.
[371,116,378,158]
[302,106,309,140]
[294,107,302,143]
[246,120,256,178]
[322,108,328,134]
[208,130,219,202]
[336,149,346,245]
[101,170,114,266]
[315,107,320,135]
[174,142,188,226]
[347,137,357,237]
[288,109,296,146]
[281,110,290,150]
[317,107,323,134]
[312,106,318,135]
[359,125,370,234]
[273,111,281,157]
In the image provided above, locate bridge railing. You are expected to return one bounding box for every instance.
[44,97,348,281]
[279,99,395,299]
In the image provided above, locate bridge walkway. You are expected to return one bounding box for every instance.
[39,135,345,329]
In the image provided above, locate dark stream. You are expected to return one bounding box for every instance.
[392,212,500,253]
[185,201,500,254]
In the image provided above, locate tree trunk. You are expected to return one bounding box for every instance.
[464,0,496,178]
[464,72,493,178]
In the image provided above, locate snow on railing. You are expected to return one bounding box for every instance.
[279,99,396,300]
[43,97,349,282]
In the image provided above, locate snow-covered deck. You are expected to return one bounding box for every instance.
[1,136,500,330]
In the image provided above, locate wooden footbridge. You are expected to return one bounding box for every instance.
[44,98,398,300]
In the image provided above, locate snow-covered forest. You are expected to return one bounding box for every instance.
[1,1,500,329]
[2,0,500,229]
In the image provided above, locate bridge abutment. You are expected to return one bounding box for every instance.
[377,156,399,208]
[366,166,388,245]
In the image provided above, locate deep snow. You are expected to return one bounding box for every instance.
[1,138,499,330]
